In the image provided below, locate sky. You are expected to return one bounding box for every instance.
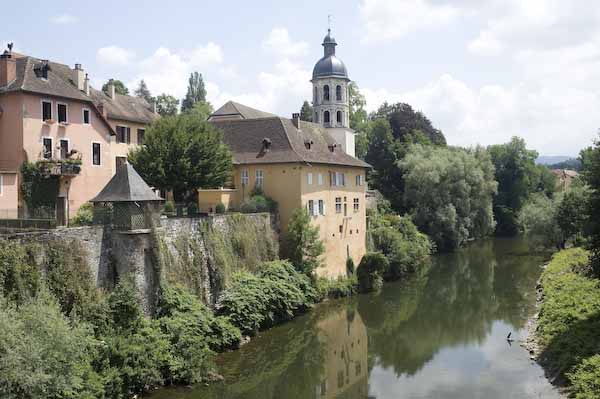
[4,0,600,156]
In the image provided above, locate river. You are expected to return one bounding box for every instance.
[150,238,561,399]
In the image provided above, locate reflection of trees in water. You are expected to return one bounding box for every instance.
[361,238,546,378]
[191,301,369,399]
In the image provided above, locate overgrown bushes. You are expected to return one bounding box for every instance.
[240,187,278,214]
[357,252,389,293]
[535,248,600,398]
[70,202,94,226]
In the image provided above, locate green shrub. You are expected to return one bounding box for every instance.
[215,202,226,214]
[316,275,359,300]
[281,208,324,277]
[346,257,355,276]
[187,202,199,216]
[568,355,600,399]
[217,260,316,335]
[0,240,41,305]
[357,252,389,293]
[70,202,94,226]
[0,290,103,399]
[240,188,278,214]
[163,201,175,214]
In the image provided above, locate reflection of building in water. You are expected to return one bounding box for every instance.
[314,307,369,399]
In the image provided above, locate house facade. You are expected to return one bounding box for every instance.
[0,47,157,223]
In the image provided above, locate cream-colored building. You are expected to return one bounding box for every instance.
[0,46,157,224]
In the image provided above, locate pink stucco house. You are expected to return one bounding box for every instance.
[0,45,158,224]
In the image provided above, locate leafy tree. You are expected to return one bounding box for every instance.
[581,137,600,276]
[370,102,446,145]
[128,112,232,201]
[349,82,368,133]
[519,193,563,249]
[134,79,153,104]
[281,208,325,277]
[488,137,555,236]
[102,79,129,95]
[181,72,207,113]
[400,144,497,251]
[299,101,313,122]
[154,94,179,117]
[356,252,389,293]
[556,181,592,245]
[187,101,213,120]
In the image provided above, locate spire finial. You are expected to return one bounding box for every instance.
[328,14,332,33]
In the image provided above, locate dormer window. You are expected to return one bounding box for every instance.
[304,139,313,150]
[34,61,50,80]
[262,137,272,150]
[328,143,336,152]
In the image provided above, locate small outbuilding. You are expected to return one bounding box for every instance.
[90,163,163,231]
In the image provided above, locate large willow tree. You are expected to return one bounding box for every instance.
[400,144,497,251]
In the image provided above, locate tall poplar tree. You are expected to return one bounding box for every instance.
[134,79,153,104]
[181,72,207,113]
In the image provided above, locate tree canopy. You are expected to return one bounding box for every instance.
[181,72,207,113]
[299,101,313,122]
[154,94,179,117]
[371,102,446,145]
[281,208,324,277]
[102,79,129,95]
[581,137,600,276]
[134,79,153,104]
[128,112,232,201]
[400,144,497,251]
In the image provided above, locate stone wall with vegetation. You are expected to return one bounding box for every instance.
[1,213,278,313]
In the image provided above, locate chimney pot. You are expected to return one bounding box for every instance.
[73,63,85,91]
[292,113,300,128]
[0,50,16,86]
[84,73,90,96]
[106,79,115,99]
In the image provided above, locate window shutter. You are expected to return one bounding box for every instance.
[323,201,326,215]
[127,127,131,144]
[313,203,318,216]
[329,171,333,186]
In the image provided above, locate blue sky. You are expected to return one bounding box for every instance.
[4,0,600,156]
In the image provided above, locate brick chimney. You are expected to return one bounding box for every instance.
[292,113,300,129]
[106,79,115,99]
[72,63,85,91]
[0,50,16,87]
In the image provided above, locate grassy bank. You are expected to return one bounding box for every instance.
[535,248,600,398]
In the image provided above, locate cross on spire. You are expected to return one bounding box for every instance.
[328,14,332,32]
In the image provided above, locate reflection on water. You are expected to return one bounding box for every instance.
[149,238,561,399]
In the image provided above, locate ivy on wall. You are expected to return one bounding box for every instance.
[20,162,59,217]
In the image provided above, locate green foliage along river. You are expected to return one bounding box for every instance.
[149,238,561,399]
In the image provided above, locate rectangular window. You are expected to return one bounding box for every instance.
[335,197,342,214]
[82,108,90,125]
[331,172,346,186]
[354,198,359,212]
[318,199,325,215]
[59,139,69,159]
[42,137,52,159]
[92,142,101,166]
[308,200,315,216]
[137,129,145,145]
[57,103,68,123]
[241,169,249,186]
[317,173,323,185]
[42,100,52,121]
[116,126,131,144]
[255,170,264,188]
[307,172,313,185]
[356,174,363,186]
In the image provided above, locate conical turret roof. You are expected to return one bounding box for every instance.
[91,163,163,202]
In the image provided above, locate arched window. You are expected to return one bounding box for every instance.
[324,111,330,123]
[337,110,342,123]
[336,85,342,101]
[323,85,330,101]
[313,87,318,104]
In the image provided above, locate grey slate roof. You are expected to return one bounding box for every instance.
[0,53,157,125]
[210,111,370,169]
[209,101,277,120]
[91,163,163,202]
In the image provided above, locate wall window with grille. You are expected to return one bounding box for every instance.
[353,198,359,212]
[337,110,342,123]
[92,142,101,166]
[318,199,325,215]
[42,100,52,121]
[57,103,68,123]
[308,200,315,216]
[335,197,342,213]
[241,169,249,186]
[116,126,131,144]
[323,85,330,101]
[307,172,313,185]
[324,111,330,123]
[42,137,53,159]
[82,108,90,125]
[255,170,264,188]
[330,171,345,186]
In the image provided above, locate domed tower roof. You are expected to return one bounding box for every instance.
[312,29,349,80]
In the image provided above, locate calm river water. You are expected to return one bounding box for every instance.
[150,238,561,399]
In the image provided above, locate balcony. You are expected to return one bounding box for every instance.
[37,159,82,176]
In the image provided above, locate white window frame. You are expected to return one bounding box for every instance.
[41,99,53,121]
[335,197,342,214]
[59,138,70,159]
[56,102,69,124]
[317,173,323,185]
[91,141,102,166]
[255,169,264,188]
[354,198,359,212]
[318,199,325,215]
[307,172,313,185]
[0,174,3,197]
[241,169,249,186]
[137,128,146,145]
[42,136,53,159]
[82,108,91,125]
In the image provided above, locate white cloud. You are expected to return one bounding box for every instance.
[96,46,135,67]
[262,27,309,57]
[189,42,224,67]
[363,74,600,155]
[51,14,79,25]
[359,0,462,42]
